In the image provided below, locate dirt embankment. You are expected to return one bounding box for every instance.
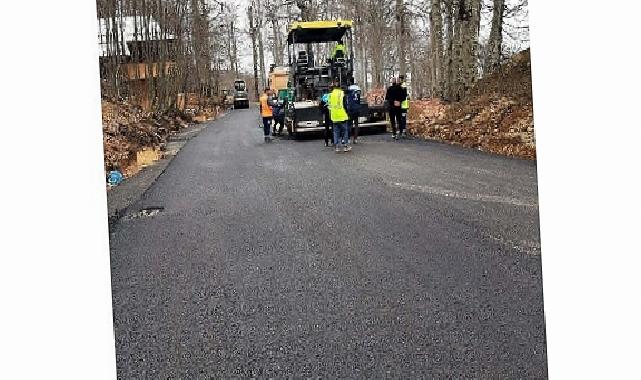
[102,100,223,178]
[408,49,536,159]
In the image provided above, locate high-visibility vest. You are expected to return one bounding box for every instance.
[401,82,410,110]
[328,89,349,122]
[332,43,346,59]
[259,94,272,117]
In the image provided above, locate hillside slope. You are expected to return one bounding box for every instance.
[408,49,535,159]
[102,99,223,180]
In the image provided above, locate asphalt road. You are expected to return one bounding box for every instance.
[109,107,547,378]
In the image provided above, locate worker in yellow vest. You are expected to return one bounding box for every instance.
[400,75,410,137]
[259,88,273,143]
[328,81,351,153]
[331,40,347,82]
[331,40,346,60]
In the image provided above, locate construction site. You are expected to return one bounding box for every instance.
[98,0,533,185]
[10,0,641,377]
[98,1,546,378]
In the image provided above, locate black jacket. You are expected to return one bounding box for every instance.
[385,84,407,110]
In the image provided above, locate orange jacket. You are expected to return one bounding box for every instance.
[260,94,273,117]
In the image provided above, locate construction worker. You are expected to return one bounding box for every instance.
[399,75,410,137]
[272,95,285,136]
[328,81,351,153]
[259,88,273,143]
[319,90,332,147]
[331,39,346,60]
[346,77,362,144]
[385,77,407,140]
[330,40,347,82]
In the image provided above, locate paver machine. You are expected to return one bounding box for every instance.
[284,20,388,137]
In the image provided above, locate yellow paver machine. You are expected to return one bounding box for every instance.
[284,20,388,137]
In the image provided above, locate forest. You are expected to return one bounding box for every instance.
[97,0,530,110]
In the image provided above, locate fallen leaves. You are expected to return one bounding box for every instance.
[408,49,536,160]
[102,99,223,178]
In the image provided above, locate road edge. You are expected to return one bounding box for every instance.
[106,114,225,226]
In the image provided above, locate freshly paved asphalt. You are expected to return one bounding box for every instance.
[109,107,547,378]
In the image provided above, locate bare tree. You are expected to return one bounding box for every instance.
[248,2,260,97]
[97,0,227,113]
[255,0,267,88]
[484,0,505,74]
[430,0,444,97]
[97,0,530,112]
[296,0,316,21]
[396,0,408,77]
[265,0,287,67]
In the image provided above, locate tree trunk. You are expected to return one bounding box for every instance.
[460,0,481,95]
[256,0,266,89]
[447,0,481,101]
[248,4,260,98]
[430,0,443,97]
[267,4,284,67]
[361,38,368,91]
[396,0,407,77]
[484,0,505,75]
[296,0,314,21]
[442,0,455,99]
